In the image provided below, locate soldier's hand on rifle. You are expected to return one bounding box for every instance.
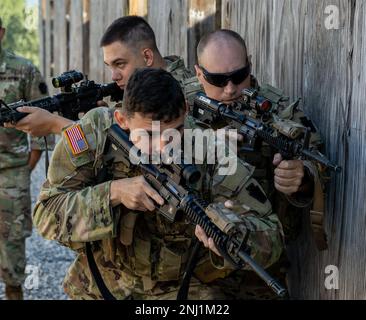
[195,225,222,256]
[110,176,164,212]
[195,200,237,257]
[273,153,304,195]
[4,106,73,136]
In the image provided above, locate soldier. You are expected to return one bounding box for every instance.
[4,16,194,137]
[33,67,284,300]
[0,17,54,299]
[184,29,327,298]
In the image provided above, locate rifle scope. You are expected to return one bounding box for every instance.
[52,70,84,88]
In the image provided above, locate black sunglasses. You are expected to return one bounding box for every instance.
[199,63,251,87]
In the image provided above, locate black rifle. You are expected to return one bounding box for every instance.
[0,70,124,125]
[192,90,341,173]
[106,123,288,298]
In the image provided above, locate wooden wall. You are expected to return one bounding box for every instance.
[39,0,221,92]
[220,0,365,300]
[39,0,129,92]
[39,0,366,299]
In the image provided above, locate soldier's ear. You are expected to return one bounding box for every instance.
[194,64,201,77]
[247,54,252,67]
[142,48,154,67]
[194,65,204,84]
[114,109,129,130]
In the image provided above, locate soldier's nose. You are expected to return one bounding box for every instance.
[223,80,237,95]
[111,70,122,82]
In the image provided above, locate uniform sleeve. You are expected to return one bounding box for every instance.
[32,109,118,250]
[209,158,284,270]
[24,63,55,151]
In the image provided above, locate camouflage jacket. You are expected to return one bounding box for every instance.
[0,47,55,169]
[33,107,284,300]
[182,75,327,243]
[164,55,194,82]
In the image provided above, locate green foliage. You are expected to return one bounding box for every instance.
[0,0,39,67]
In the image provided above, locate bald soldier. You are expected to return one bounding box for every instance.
[184,30,327,298]
[0,17,54,299]
[33,67,284,300]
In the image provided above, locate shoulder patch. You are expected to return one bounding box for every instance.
[63,124,89,155]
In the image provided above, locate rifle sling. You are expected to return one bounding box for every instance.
[177,238,202,300]
[310,179,328,250]
[85,242,117,300]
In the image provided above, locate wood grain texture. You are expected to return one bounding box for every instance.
[187,0,221,68]
[38,0,46,76]
[104,0,129,82]
[88,0,106,83]
[44,0,53,92]
[129,0,148,17]
[148,0,189,63]
[69,0,84,72]
[222,0,365,299]
[53,0,68,78]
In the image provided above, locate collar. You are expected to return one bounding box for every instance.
[164,55,185,73]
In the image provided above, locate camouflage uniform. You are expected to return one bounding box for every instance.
[33,106,283,300]
[0,45,54,286]
[32,59,284,300]
[183,75,327,298]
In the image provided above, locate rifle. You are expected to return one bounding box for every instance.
[192,89,341,173]
[107,123,288,298]
[0,70,124,125]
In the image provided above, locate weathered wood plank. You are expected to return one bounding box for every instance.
[69,0,84,72]
[287,0,350,300]
[38,0,46,76]
[187,0,221,68]
[88,0,106,83]
[44,0,53,92]
[148,0,189,63]
[83,0,90,75]
[221,0,274,86]
[129,0,147,17]
[270,0,307,100]
[53,0,68,77]
[107,0,128,22]
[103,0,129,82]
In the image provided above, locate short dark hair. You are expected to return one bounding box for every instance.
[123,68,186,122]
[100,16,158,52]
[197,29,248,63]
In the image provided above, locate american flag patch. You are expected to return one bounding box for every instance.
[64,124,89,155]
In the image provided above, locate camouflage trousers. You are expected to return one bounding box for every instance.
[64,254,287,300]
[0,165,32,286]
